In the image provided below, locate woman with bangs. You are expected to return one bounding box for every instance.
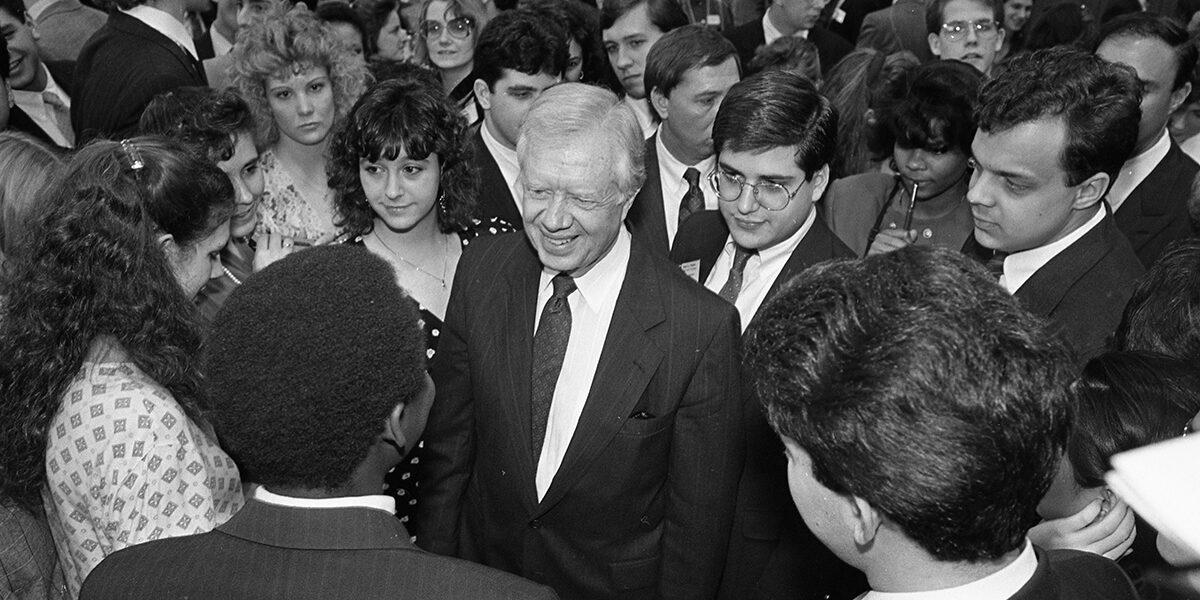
[329,77,511,532]
[232,3,369,247]
[413,0,492,123]
[824,60,982,257]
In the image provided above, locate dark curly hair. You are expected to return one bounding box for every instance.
[883,60,982,157]
[139,87,258,164]
[329,77,477,235]
[0,137,235,511]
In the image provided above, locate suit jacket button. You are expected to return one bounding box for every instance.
[529,519,542,529]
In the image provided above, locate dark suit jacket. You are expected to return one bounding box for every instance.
[33,0,106,63]
[194,29,215,61]
[626,134,670,256]
[825,0,891,43]
[965,211,1144,366]
[470,127,524,229]
[79,499,557,599]
[0,503,66,600]
[1112,140,1199,268]
[856,0,935,62]
[670,211,865,600]
[195,238,254,331]
[418,231,744,600]
[726,19,853,76]
[72,12,208,143]
[1009,548,1139,600]
[7,60,77,149]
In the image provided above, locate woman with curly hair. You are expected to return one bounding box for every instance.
[329,77,511,531]
[0,137,243,597]
[0,132,61,280]
[232,3,370,246]
[413,0,492,122]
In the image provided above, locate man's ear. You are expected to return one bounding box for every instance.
[810,164,831,202]
[928,32,942,58]
[992,27,1005,51]
[473,79,492,111]
[1170,82,1193,116]
[381,402,409,456]
[649,86,669,121]
[26,18,40,41]
[1072,172,1110,211]
[845,495,883,547]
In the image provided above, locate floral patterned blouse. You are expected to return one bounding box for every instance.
[42,337,243,598]
[255,148,343,245]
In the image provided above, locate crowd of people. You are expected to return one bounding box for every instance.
[0,0,1198,598]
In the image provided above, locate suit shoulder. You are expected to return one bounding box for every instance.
[1037,548,1138,600]
[647,250,738,319]
[407,553,559,599]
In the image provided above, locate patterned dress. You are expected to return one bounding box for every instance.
[42,337,243,598]
[255,149,342,245]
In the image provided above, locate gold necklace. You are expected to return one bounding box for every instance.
[372,230,449,288]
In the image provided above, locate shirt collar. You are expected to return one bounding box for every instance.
[11,64,67,105]
[863,541,1037,600]
[255,486,397,515]
[1106,130,1171,213]
[655,126,716,181]
[763,7,809,45]
[122,4,199,60]
[211,26,233,56]
[1003,205,1105,294]
[539,226,631,313]
[624,95,656,139]
[481,121,519,178]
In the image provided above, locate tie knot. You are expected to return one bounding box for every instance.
[551,273,576,300]
[683,167,701,187]
[985,250,1008,277]
[731,244,755,269]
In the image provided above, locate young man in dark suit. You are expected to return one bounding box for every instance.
[745,245,1140,600]
[627,24,740,256]
[1,0,74,148]
[724,0,851,76]
[966,47,1145,366]
[418,83,743,600]
[468,9,566,229]
[855,0,934,62]
[1094,14,1199,268]
[601,0,690,137]
[670,69,862,600]
[80,246,558,600]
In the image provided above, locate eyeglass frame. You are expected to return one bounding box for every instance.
[707,168,807,211]
[418,15,476,40]
[939,18,1000,42]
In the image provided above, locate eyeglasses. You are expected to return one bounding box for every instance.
[708,169,804,211]
[940,19,999,41]
[418,15,475,39]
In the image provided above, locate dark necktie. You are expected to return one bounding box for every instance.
[986,250,1008,282]
[718,245,754,304]
[531,273,577,460]
[679,167,706,227]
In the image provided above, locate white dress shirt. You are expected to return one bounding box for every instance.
[122,4,199,60]
[655,127,718,247]
[624,95,657,139]
[11,65,73,147]
[211,26,233,56]
[1106,130,1170,214]
[763,7,810,47]
[860,541,1037,600]
[705,209,817,332]
[1000,205,1105,294]
[480,121,523,216]
[26,0,57,20]
[533,228,631,500]
[1180,133,1200,164]
[256,486,397,515]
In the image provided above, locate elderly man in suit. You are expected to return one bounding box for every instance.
[0,0,74,149]
[80,247,558,600]
[417,82,744,600]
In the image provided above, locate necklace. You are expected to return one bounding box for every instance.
[372,230,449,288]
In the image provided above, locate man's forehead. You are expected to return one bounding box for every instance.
[972,119,1066,177]
[942,0,994,22]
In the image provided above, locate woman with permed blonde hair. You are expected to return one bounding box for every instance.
[232,3,370,246]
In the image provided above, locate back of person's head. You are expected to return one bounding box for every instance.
[1023,3,1092,52]
[745,245,1072,563]
[205,246,426,490]
[473,9,568,89]
[645,24,739,100]
[883,60,982,157]
[749,36,820,82]
[713,70,836,182]
[600,0,688,32]
[925,0,1004,34]
[329,77,476,235]
[316,1,370,56]
[368,57,442,86]
[522,0,608,85]
[975,46,1141,186]
[1114,238,1200,362]
[140,87,258,165]
[864,51,922,161]
[1094,13,1198,93]
[820,48,887,178]
[1099,0,1143,25]
[0,132,60,269]
[517,82,646,199]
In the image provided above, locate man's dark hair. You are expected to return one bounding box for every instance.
[139,87,257,165]
[1094,13,1199,92]
[204,246,426,490]
[712,70,836,182]
[925,0,1003,35]
[473,9,568,89]
[745,246,1073,563]
[0,0,25,22]
[600,0,688,33]
[883,60,981,157]
[1114,238,1200,363]
[645,24,739,101]
[975,46,1141,186]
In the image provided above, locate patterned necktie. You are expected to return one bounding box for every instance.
[42,91,74,146]
[986,250,1008,282]
[531,273,577,460]
[679,167,706,226]
[718,245,755,304]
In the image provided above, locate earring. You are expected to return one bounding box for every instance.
[437,191,448,215]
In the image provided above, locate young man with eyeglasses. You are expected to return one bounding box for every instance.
[926,0,1004,76]
[670,68,864,600]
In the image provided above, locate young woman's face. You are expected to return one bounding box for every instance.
[375,9,411,62]
[422,0,475,73]
[265,64,336,146]
[360,148,442,233]
[166,220,231,299]
[893,143,970,200]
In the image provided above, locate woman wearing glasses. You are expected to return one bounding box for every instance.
[824,60,981,257]
[414,0,492,123]
[232,4,369,246]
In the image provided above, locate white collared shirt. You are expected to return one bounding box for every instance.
[861,541,1038,600]
[26,0,57,21]
[705,209,816,332]
[1106,130,1170,214]
[11,66,73,148]
[624,95,656,139]
[122,4,199,60]
[655,126,718,247]
[211,26,233,56]
[1001,206,1105,294]
[762,7,810,47]
[255,486,397,515]
[1180,133,1200,165]
[534,228,631,500]
[480,120,523,215]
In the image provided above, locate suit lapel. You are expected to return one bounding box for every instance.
[1015,213,1115,317]
[764,218,848,300]
[629,134,671,255]
[472,128,522,226]
[496,239,542,507]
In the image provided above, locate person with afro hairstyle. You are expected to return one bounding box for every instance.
[79,246,558,600]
